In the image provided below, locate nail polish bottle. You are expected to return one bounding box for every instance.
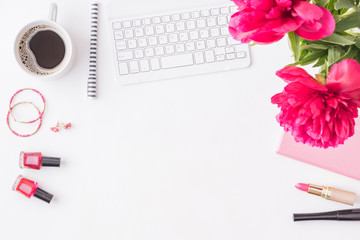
[12,175,53,203]
[19,151,61,170]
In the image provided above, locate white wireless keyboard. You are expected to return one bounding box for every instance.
[108,3,251,85]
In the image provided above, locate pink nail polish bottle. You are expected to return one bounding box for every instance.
[12,175,53,203]
[19,151,61,170]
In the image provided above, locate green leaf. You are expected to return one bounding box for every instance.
[337,45,359,62]
[300,44,329,51]
[328,47,342,65]
[298,50,327,66]
[334,0,356,9]
[355,38,360,49]
[335,11,360,31]
[287,32,301,62]
[313,0,331,7]
[313,55,327,67]
[320,33,355,46]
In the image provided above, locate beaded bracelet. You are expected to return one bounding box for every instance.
[9,88,46,124]
[7,102,42,137]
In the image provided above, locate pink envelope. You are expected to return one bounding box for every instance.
[277,119,360,180]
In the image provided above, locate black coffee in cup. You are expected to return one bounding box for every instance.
[18,25,65,75]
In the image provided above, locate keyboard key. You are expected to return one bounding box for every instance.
[186,21,196,30]
[140,60,150,72]
[155,46,165,55]
[159,35,168,44]
[210,28,220,37]
[227,36,238,45]
[142,18,151,25]
[205,50,215,62]
[176,22,185,31]
[115,40,126,50]
[134,28,144,37]
[186,42,195,51]
[207,18,216,27]
[132,19,141,27]
[196,41,206,50]
[179,32,189,41]
[194,52,204,64]
[200,29,209,39]
[117,51,133,61]
[161,54,194,69]
[138,38,147,47]
[148,37,158,46]
[225,47,235,53]
[226,53,235,60]
[123,20,131,28]
[214,47,225,55]
[220,7,229,14]
[169,33,179,43]
[145,26,155,35]
[172,14,180,21]
[150,58,161,70]
[216,54,225,61]
[155,25,165,34]
[145,48,154,57]
[236,51,246,58]
[124,29,134,38]
[152,16,161,24]
[182,12,190,19]
[166,45,175,54]
[118,62,129,75]
[200,9,210,17]
[220,27,229,36]
[197,19,206,28]
[206,39,216,48]
[175,43,185,53]
[129,61,139,73]
[128,40,137,49]
[114,30,124,40]
[210,8,220,16]
[166,23,175,33]
[191,11,200,18]
[161,15,171,22]
[189,31,199,40]
[217,38,226,47]
[217,16,227,25]
[135,49,144,58]
[112,22,122,29]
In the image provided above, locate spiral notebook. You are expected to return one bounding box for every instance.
[277,118,360,181]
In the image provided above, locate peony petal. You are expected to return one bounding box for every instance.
[249,30,285,43]
[275,0,292,7]
[276,66,328,91]
[292,1,323,21]
[294,4,335,40]
[326,59,360,94]
[247,0,276,11]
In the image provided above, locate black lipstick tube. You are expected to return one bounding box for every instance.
[294,208,360,221]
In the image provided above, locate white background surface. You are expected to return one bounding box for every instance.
[1,0,360,239]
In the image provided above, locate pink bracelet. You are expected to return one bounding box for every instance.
[7,102,42,137]
[9,88,46,124]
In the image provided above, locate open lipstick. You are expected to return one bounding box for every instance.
[295,183,356,206]
[19,151,61,170]
[294,208,360,221]
[12,175,53,203]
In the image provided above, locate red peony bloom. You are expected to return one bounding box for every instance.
[271,59,360,148]
[229,0,335,44]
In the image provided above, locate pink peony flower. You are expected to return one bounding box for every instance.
[229,0,335,44]
[271,59,360,148]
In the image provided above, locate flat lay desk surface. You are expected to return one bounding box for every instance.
[1,0,360,239]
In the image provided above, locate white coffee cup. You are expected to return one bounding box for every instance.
[14,3,75,79]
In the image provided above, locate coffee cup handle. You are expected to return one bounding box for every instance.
[48,3,58,22]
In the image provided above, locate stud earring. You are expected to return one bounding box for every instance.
[62,122,72,129]
[50,122,60,132]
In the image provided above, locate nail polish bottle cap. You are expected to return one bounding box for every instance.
[34,188,53,203]
[42,156,61,167]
